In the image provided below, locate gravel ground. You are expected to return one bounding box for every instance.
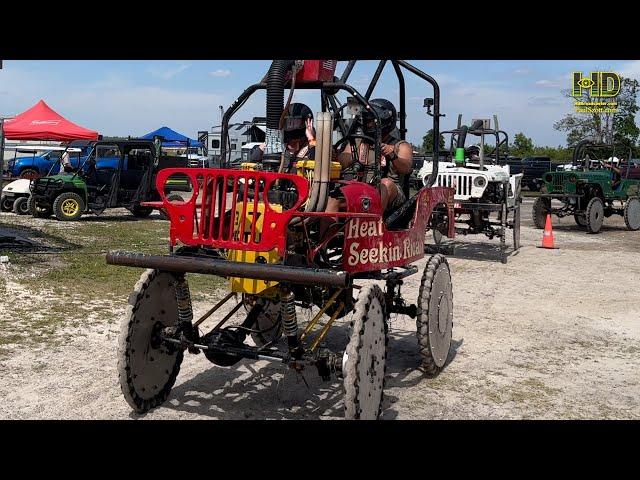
[0,198,639,419]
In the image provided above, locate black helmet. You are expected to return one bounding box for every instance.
[283,103,313,143]
[466,145,480,157]
[362,98,397,137]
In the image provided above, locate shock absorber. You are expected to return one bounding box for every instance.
[174,275,193,324]
[280,289,302,357]
[173,274,199,353]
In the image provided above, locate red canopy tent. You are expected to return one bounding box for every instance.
[3,100,99,141]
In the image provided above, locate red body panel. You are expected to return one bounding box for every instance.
[155,168,309,254]
[155,168,454,273]
[295,60,337,82]
[339,182,455,273]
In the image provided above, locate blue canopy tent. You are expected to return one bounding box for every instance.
[140,126,204,149]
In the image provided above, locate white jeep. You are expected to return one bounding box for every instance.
[419,159,521,208]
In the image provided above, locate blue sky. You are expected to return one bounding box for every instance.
[2,60,639,146]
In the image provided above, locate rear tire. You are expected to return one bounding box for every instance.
[585,197,604,234]
[159,194,184,220]
[28,195,52,218]
[624,197,640,231]
[513,206,521,251]
[53,192,84,221]
[131,206,154,218]
[532,197,551,229]
[12,196,30,215]
[417,254,454,376]
[574,214,587,227]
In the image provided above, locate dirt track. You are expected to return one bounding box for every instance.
[1,198,639,419]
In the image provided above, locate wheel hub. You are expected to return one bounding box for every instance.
[437,293,449,334]
[61,199,79,216]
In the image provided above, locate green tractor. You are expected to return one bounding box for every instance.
[532,140,640,233]
[29,140,187,221]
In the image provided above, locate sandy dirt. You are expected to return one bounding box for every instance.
[0,198,639,419]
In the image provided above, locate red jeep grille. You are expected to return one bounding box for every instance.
[155,168,309,253]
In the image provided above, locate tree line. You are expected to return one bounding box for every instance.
[416,75,640,163]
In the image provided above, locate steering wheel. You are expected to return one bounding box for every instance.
[333,133,376,152]
[333,133,381,183]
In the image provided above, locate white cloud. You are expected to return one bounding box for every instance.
[210,69,232,78]
[535,79,562,88]
[0,64,229,137]
[514,68,532,75]
[149,63,191,80]
[618,60,640,81]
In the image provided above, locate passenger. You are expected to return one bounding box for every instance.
[249,103,316,171]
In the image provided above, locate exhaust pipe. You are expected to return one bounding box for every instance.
[305,111,326,214]
[106,251,350,288]
[264,60,294,156]
[315,111,333,212]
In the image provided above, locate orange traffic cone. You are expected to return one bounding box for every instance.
[540,214,556,249]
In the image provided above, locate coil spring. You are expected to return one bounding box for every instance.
[281,291,297,338]
[174,275,193,324]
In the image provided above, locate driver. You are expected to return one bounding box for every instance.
[333,98,413,213]
[60,150,74,173]
[605,157,623,189]
[248,102,316,170]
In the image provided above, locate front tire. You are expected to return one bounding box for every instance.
[532,197,551,229]
[53,192,85,221]
[343,284,388,420]
[417,254,453,375]
[585,197,604,234]
[118,269,185,413]
[624,197,640,231]
[0,195,13,212]
[12,196,30,215]
[19,168,39,180]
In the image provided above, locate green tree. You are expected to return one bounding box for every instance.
[554,75,640,147]
[422,128,445,154]
[512,132,534,156]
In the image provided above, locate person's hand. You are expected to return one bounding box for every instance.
[381,143,395,157]
[305,117,315,142]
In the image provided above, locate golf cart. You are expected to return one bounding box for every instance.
[418,115,523,263]
[1,146,85,214]
[533,139,640,233]
[106,59,457,419]
[28,139,186,221]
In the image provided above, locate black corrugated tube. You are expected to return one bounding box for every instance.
[266,60,294,130]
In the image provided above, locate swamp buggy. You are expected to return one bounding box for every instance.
[532,139,640,233]
[107,60,456,419]
[419,115,522,263]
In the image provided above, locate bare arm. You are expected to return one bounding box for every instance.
[390,142,413,175]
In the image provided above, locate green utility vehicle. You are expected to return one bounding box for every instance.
[29,140,187,221]
[532,140,640,233]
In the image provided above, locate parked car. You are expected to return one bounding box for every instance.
[499,156,523,175]
[520,156,552,191]
[3,145,65,179]
[409,155,428,189]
